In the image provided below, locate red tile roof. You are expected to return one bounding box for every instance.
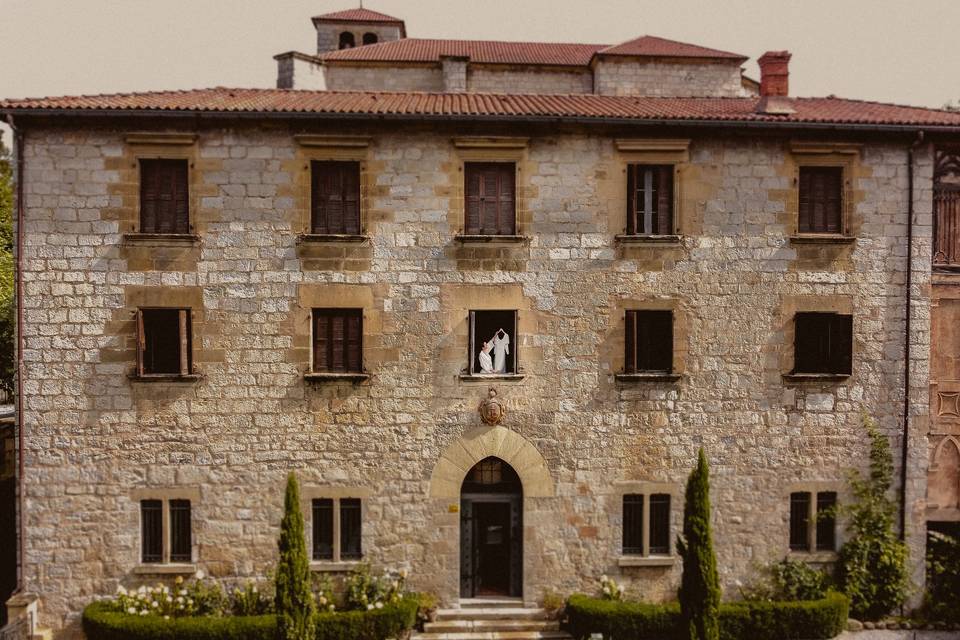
[312,8,404,24]
[596,35,747,61]
[321,38,605,66]
[3,88,960,129]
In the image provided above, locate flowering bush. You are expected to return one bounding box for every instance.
[599,574,625,601]
[231,580,273,616]
[111,575,225,619]
[344,563,408,611]
[313,573,337,613]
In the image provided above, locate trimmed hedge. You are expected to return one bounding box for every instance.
[565,592,849,640]
[83,596,419,640]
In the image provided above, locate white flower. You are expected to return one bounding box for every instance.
[127,607,137,615]
[165,596,172,603]
[195,569,205,580]
[138,586,147,594]
[176,597,184,604]
[328,604,335,612]
[375,602,383,609]
[116,586,128,596]
[163,615,170,620]
[151,601,159,608]
[252,586,258,593]
[367,604,374,611]
[179,589,187,596]
[602,587,610,595]
[139,610,148,616]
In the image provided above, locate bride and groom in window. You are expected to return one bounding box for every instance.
[478,328,510,374]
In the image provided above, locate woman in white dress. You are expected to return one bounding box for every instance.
[492,328,510,373]
[478,341,494,373]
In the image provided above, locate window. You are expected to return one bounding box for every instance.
[468,310,518,375]
[140,159,189,234]
[362,32,378,45]
[789,491,837,552]
[311,161,361,235]
[136,308,192,376]
[311,497,363,562]
[140,498,192,564]
[798,166,843,234]
[338,32,355,49]
[312,309,363,374]
[625,310,673,373]
[464,162,516,236]
[793,312,852,375]
[627,165,674,235]
[622,493,671,556]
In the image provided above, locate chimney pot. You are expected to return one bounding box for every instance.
[758,50,791,97]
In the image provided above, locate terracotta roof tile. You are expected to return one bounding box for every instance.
[312,8,404,23]
[597,35,747,61]
[3,88,960,129]
[321,38,605,66]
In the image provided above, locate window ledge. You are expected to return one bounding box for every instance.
[616,372,682,382]
[782,373,850,382]
[459,373,525,381]
[297,233,369,244]
[788,234,855,245]
[615,234,682,245]
[123,233,200,244]
[786,551,838,563]
[133,563,197,575]
[618,556,676,568]
[455,234,530,244]
[128,373,203,383]
[304,372,370,382]
[932,263,960,272]
[310,561,363,572]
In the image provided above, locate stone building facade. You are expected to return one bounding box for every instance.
[3,6,960,638]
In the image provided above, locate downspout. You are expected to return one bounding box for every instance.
[900,130,925,540]
[5,115,25,591]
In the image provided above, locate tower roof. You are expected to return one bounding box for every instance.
[312,8,405,24]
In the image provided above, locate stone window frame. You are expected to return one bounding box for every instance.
[301,486,372,572]
[297,284,378,382]
[452,137,530,243]
[787,142,861,244]
[613,139,690,245]
[613,480,680,567]
[122,133,201,244]
[780,295,854,383]
[613,298,687,383]
[293,135,371,244]
[125,286,205,383]
[131,487,201,574]
[784,481,843,562]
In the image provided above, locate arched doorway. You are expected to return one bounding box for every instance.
[460,457,522,598]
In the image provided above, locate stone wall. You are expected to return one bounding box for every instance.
[593,58,746,97]
[323,64,443,91]
[315,23,403,55]
[467,66,593,94]
[17,123,931,636]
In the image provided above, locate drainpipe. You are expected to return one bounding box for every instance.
[900,130,925,540]
[5,115,25,592]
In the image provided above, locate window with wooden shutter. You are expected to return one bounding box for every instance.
[137,308,192,376]
[140,159,189,234]
[312,309,363,373]
[312,498,334,561]
[140,500,163,563]
[798,166,843,234]
[793,312,853,375]
[340,498,362,560]
[815,492,837,551]
[648,494,671,555]
[622,494,644,555]
[169,499,192,563]
[464,162,516,235]
[789,492,811,551]
[627,165,673,235]
[625,310,673,373]
[311,161,361,235]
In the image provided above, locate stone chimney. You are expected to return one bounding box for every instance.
[758,51,791,97]
[441,55,469,92]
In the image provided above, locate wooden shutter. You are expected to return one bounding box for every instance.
[312,498,334,560]
[345,311,362,373]
[464,163,515,235]
[140,159,189,234]
[631,310,673,372]
[141,309,183,375]
[313,309,362,373]
[627,165,673,235]
[169,499,192,563]
[815,492,837,551]
[799,166,842,233]
[140,499,163,563]
[789,492,811,551]
[340,498,362,560]
[622,494,644,555]
[312,161,361,235]
[655,166,674,234]
[469,310,477,374]
[625,310,637,373]
[648,494,671,555]
[314,312,329,372]
[136,309,145,376]
[794,312,851,374]
[832,314,853,375]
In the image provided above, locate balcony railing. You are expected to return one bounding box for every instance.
[934,186,960,268]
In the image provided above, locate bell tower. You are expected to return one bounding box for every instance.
[311,7,406,55]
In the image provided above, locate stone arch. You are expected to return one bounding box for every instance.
[929,436,960,509]
[338,31,355,49]
[362,32,378,45]
[429,426,554,498]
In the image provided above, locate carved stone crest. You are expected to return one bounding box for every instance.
[478,387,505,426]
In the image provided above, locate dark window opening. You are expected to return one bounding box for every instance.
[789,492,811,551]
[461,457,523,495]
[649,494,671,555]
[627,164,673,235]
[815,492,837,552]
[311,161,360,235]
[799,166,843,234]
[625,310,673,373]
[362,32,378,45]
[464,162,516,235]
[140,159,189,234]
[622,494,644,555]
[312,498,334,561]
[340,498,362,560]
[793,312,853,375]
[338,32,355,49]
[138,308,192,376]
[140,499,163,563]
[169,499,192,563]
[313,308,363,373]
[469,310,518,375]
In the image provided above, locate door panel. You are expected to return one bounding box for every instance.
[460,498,474,597]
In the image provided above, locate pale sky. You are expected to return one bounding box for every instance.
[1,0,958,138]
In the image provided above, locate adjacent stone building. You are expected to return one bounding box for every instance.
[3,6,960,637]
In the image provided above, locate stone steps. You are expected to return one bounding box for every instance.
[413,600,571,640]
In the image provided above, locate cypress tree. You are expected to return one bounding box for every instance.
[677,448,720,640]
[275,473,316,640]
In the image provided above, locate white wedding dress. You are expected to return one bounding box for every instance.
[492,332,510,373]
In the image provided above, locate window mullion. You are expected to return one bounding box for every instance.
[332,498,341,563]
[808,493,817,551]
[162,500,170,564]
[642,493,651,557]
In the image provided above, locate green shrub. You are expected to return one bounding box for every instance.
[343,563,406,610]
[82,600,275,640]
[313,596,418,640]
[230,581,273,616]
[741,559,831,602]
[565,592,848,640]
[678,448,721,640]
[921,531,960,623]
[276,473,317,640]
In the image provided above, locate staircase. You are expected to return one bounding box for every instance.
[412,598,572,640]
